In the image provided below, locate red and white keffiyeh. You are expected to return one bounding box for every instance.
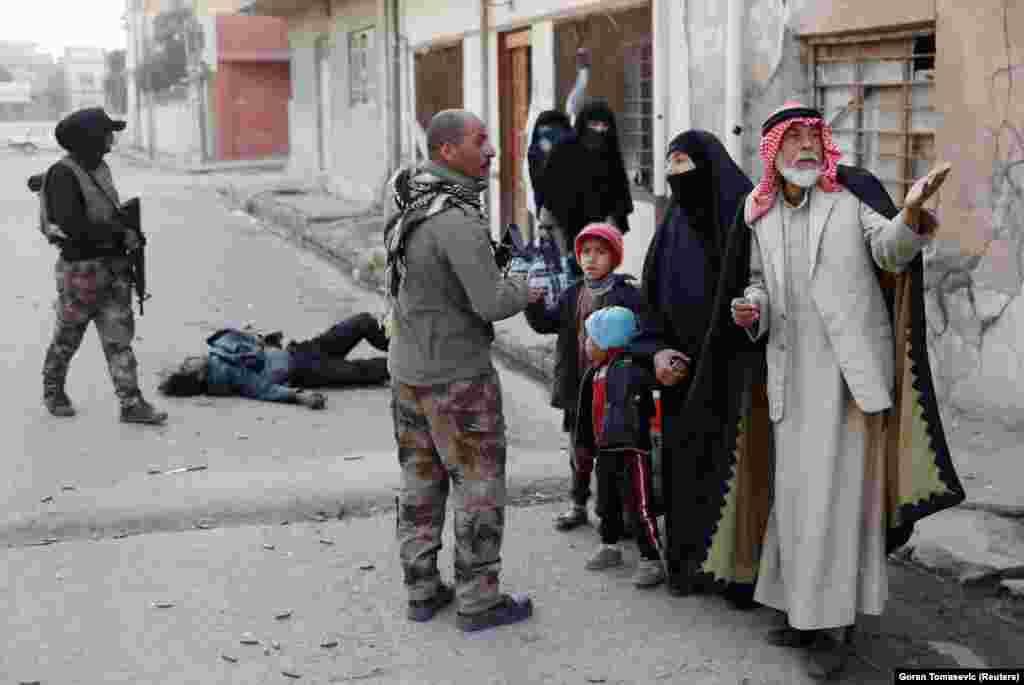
[745,100,843,225]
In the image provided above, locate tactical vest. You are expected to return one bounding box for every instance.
[38,156,121,251]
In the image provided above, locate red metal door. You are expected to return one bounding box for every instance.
[225,62,290,160]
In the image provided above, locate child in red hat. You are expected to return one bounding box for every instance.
[524,222,643,533]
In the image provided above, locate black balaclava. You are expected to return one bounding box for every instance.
[54,108,123,170]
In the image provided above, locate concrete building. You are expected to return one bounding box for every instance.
[64,47,108,111]
[123,0,290,164]
[245,0,1022,420]
[0,41,61,120]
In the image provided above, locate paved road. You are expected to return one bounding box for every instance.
[2,147,1021,683]
[2,148,566,546]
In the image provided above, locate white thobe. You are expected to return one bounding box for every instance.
[752,191,888,630]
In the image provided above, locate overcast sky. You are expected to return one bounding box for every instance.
[3,0,126,58]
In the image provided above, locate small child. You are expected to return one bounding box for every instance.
[523,223,642,532]
[575,306,665,588]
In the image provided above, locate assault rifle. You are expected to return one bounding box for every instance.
[117,197,150,316]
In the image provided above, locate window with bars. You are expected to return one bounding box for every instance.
[349,26,375,107]
[622,40,654,193]
[807,28,936,206]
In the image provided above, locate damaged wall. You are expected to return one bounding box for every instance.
[688,0,1024,423]
[925,0,1024,426]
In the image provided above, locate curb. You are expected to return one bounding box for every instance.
[234,188,558,387]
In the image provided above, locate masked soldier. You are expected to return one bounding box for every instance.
[39,107,167,425]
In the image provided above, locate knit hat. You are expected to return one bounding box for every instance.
[585,306,638,351]
[574,222,624,270]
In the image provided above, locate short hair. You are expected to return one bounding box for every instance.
[157,356,208,397]
[427,109,479,160]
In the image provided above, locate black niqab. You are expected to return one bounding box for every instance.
[542,98,634,241]
[637,130,753,360]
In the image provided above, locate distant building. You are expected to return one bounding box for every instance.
[0,40,58,120]
[64,46,108,111]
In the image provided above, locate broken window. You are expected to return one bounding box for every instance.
[806,27,937,205]
[349,27,375,107]
[622,39,654,193]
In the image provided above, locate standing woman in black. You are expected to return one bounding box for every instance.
[631,130,766,606]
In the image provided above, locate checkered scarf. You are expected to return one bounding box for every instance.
[380,165,485,337]
[745,100,843,225]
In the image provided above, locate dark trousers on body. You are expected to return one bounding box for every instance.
[597,448,662,561]
[287,313,389,388]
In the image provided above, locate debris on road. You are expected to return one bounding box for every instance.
[240,633,259,645]
[236,433,249,440]
[164,467,189,475]
[33,538,59,546]
[335,667,386,681]
[40,495,53,503]
[186,465,208,472]
[343,456,364,462]
[358,564,375,571]
[195,519,215,530]
[320,638,339,649]
[60,484,76,491]
[319,538,335,546]
[152,601,175,609]
[262,543,276,550]
[221,654,238,664]
[275,610,293,620]
[113,531,131,539]
[146,467,163,475]
[282,669,302,679]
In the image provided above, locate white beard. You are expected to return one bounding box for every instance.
[776,151,822,189]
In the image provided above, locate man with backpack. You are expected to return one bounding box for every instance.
[35,107,167,424]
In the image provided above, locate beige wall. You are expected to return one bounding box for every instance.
[799,0,935,35]
[934,0,1023,262]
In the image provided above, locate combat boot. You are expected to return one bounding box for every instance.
[120,397,168,425]
[43,387,76,417]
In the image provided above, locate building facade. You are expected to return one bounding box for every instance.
[64,47,108,112]
[249,0,1022,421]
[123,0,290,163]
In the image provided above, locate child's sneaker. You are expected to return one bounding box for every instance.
[632,559,666,588]
[457,593,533,632]
[585,544,623,570]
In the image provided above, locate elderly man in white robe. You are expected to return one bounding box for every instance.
[731,101,951,679]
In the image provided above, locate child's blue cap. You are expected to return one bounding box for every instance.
[585,306,638,351]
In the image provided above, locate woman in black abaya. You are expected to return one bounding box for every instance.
[632,131,768,606]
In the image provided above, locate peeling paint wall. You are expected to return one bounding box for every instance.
[925,0,1024,425]
[680,0,1024,423]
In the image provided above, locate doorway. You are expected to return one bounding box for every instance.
[499,29,531,233]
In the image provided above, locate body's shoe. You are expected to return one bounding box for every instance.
[44,389,76,417]
[765,626,818,649]
[407,583,455,622]
[585,544,624,571]
[457,594,533,632]
[120,398,168,425]
[632,559,666,588]
[554,505,587,531]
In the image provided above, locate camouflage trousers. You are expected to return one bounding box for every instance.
[392,370,507,615]
[43,257,140,405]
